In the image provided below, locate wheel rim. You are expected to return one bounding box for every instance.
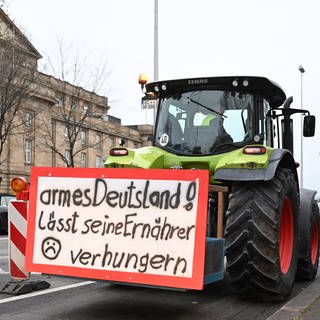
[311,221,319,265]
[279,196,294,274]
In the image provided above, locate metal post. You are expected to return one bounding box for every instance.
[153,0,159,125]
[154,0,159,82]
[217,192,224,239]
[208,184,228,239]
[299,65,305,188]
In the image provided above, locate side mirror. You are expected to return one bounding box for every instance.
[303,115,316,137]
[118,138,126,147]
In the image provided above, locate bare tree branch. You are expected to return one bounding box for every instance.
[0,40,38,159]
[38,40,111,167]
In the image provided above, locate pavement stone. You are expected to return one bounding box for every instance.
[267,277,320,320]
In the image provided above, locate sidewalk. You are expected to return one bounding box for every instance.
[267,276,320,320]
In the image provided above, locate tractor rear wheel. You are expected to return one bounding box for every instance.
[225,168,299,301]
[296,200,320,280]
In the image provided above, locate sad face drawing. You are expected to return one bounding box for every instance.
[41,237,62,260]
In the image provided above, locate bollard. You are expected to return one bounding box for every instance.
[0,177,50,295]
[8,200,30,280]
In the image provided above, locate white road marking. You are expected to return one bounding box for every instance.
[0,255,8,273]
[0,270,9,274]
[0,281,95,304]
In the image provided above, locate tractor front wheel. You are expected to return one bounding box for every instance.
[225,168,299,301]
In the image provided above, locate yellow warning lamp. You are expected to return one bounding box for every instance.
[11,177,29,200]
[138,73,148,90]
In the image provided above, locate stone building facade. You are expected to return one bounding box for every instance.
[0,9,153,193]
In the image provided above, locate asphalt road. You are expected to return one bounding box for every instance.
[0,235,315,320]
[0,236,8,275]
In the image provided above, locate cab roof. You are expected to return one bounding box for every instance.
[145,76,286,108]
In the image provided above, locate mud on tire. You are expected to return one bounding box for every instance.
[225,168,299,301]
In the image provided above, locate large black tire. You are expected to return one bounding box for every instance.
[296,199,320,280]
[225,168,299,301]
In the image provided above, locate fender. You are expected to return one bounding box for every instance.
[213,149,298,182]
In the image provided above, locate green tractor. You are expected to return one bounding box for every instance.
[106,76,319,301]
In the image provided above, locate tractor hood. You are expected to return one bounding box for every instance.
[105,145,274,183]
[106,146,166,169]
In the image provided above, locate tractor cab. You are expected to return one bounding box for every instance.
[106,75,315,177]
[142,76,315,156]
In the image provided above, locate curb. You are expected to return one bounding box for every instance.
[266,278,320,320]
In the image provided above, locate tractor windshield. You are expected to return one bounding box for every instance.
[155,90,255,155]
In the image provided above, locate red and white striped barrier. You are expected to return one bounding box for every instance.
[8,201,30,280]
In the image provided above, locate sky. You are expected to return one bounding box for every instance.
[5,0,320,194]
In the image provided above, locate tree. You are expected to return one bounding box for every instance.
[38,40,111,167]
[0,0,8,11]
[0,40,37,162]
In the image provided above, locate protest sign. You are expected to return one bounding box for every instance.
[25,167,208,289]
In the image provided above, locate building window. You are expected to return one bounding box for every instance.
[55,98,63,106]
[95,133,102,150]
[108,137,114,149]
[80,152,86,167]
[81,130,87,145]
[83,105,91,114]
[25,139,32,164]
[65,126,70,141]
[25,112,33,128]
[65,149,71,166]
[95,155,102,168]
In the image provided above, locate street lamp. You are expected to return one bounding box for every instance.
[153,0,159,125]
[298,65,305,188]
[154,0,159,82]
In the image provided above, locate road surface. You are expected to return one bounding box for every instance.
[0,235,316,320]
